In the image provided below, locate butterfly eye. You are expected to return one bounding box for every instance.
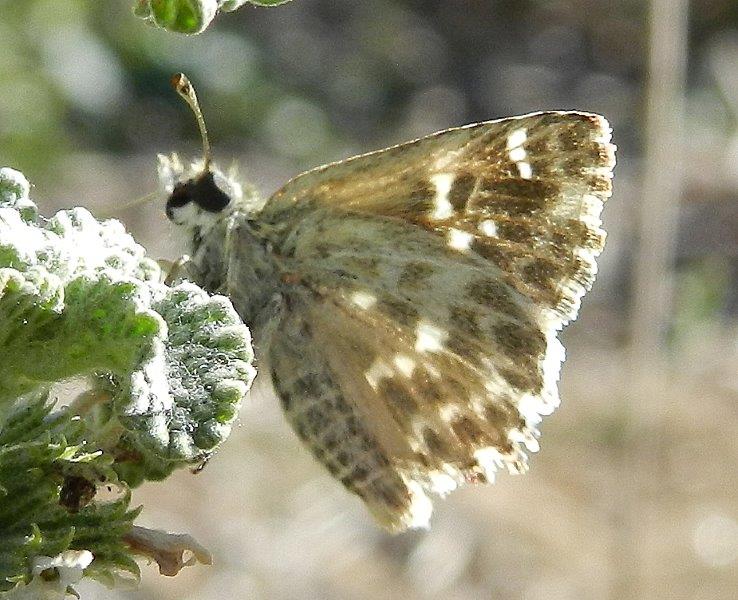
[165,181,194,220]
[191,171,231,213]
[165,172,231,221]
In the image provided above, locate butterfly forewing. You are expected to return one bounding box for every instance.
[266,111,614,325]
[258,111,615,531]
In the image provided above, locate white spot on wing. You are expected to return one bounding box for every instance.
[429,173,455,220]
[540,329,565,409]
[428,471,458,495]
[508,146,526,162]
[393,354,416,377]
[514,327,564,428]
[365,358,394,388]
[474,447,503,480]
[404,479,432,529]
[507,127,527,150]
[415,321,448,353]
[351,290,377,310]
[577,194,604,227]
[518,394,544,426]
[509,429,541,453]
[439,404,461,422]
[517,161,532,179]
[478,219,498,237]
[434,149,462,171]
[447,228,474,251]
[526,433,540,453]
[506,127,532,179]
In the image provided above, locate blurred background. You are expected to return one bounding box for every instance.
[1,0,737,598]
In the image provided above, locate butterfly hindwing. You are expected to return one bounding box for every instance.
[267,211,549,530]
[269,292,434,531]
[259,111,615,530]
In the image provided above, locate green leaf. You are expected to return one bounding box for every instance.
[0,393,136,591]
[135,0,218,34]
[110,283,255,483]
[133,0,294,34]
[243,0,294,6]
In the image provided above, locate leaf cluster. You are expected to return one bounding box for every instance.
[0,167,255,594]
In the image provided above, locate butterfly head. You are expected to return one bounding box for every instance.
[159,153,242,229]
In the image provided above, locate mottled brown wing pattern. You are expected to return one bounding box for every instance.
[265,111,614,325]
[267,210,560,530]
[261,112,615,530]
[269,293,431,531]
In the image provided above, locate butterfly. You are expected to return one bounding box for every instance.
[161,74,615,532]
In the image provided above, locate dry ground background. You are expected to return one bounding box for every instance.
[1,1,737,598]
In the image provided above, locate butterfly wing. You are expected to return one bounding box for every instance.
[260,111,615,531]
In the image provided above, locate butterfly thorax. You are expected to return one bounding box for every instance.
[188,209,233,292]
[204,213,283,337]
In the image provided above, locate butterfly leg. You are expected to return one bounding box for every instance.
[159,255,202,286]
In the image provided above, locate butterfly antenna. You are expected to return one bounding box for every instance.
[171,73,213,171]
[98,191,158,219]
